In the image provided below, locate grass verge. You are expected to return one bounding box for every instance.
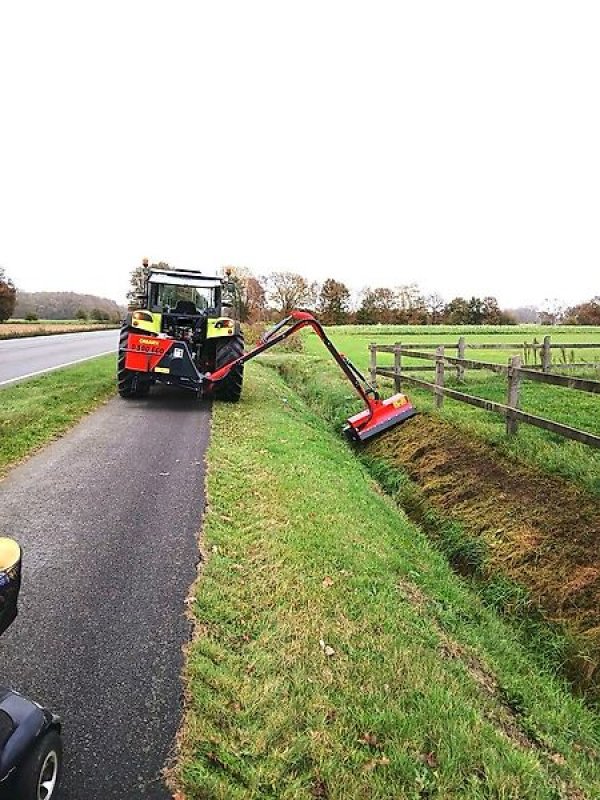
[265,354,600,695]
[175,363,600,799]
[0,355,116,476]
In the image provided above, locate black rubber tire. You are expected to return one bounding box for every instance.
[117,326,150,398]
[13,728,63,800]
[214,334,244,402]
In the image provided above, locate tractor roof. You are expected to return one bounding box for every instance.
[148,268,223,288]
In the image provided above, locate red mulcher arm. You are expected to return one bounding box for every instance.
[207,311,416,442]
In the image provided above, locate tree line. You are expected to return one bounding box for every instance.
[0,268,124,322]
[224,268,600,326]
[230,271,515,325]
[1,263,597,326]
[127,262,600,326]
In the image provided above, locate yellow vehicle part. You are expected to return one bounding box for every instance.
[206,318,236,339]
[0,538,20,571]
[130,312,235,338]
[131,310,161,333]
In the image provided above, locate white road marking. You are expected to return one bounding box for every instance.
[0,350,115,387]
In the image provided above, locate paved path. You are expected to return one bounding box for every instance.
[0,329,119,386]
[0,387,210,798]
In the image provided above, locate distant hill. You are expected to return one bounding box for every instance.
[14,291,125,321]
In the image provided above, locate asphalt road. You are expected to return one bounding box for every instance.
[0,387,210,798]
[0,329,119,386]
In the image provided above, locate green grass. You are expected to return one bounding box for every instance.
[261,355,600,692]
[329,322,600,343]
[305,323,600,370]
[176,363,600,799]
[302,326,600,495]
[0,355,116,475]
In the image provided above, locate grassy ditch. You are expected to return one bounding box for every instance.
[175,362,600,800]
[281,347,600,497]
[263,354,600,698]
[303,327,600,495]
[0,355,115,476]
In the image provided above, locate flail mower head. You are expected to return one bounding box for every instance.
[344,393,416,442]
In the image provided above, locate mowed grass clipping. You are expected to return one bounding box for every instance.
[0,355,116,475]
[176,363,600,800]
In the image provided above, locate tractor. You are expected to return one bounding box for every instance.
[118,262,244,401]
[117,260,417,441]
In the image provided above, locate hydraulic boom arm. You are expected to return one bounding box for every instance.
[207,311,416,441]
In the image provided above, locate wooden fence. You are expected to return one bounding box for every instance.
[367,335,599,372]
[369,342,600,450]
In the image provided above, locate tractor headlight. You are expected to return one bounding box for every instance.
[132,311,154,328]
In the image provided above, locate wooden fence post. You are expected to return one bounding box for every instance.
[393,342,402,393]
[369,343,378,389]
[506,355,522,435]
[435,346,445,409]
[542,335,551,373]
[457,336,466,381]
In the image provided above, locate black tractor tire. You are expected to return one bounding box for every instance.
[13,728,63,800]
[117,327,150,399]
[214,334,244,402]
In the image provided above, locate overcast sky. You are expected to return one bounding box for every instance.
[1,1,598,308]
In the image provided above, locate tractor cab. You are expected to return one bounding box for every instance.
[148,269,223,314]
[130,267,236,339]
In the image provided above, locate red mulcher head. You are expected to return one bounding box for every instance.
[344,393,416,442]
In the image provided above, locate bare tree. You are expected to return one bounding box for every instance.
[395,284,427,323]
[426,292,445,324]
[265,271,317,314]
[539,298,566,325]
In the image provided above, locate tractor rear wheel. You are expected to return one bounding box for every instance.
[214,334,244,402]
[118,327,151,398]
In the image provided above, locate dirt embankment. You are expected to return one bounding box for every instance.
[367,414,600,691]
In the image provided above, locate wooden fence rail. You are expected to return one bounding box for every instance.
[370,343,600,449]
[374,335,600,373]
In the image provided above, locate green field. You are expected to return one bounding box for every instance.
[175,363,600,800]
[302,325,600,495]
[0,320,119,339]
[305,323,600,368]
